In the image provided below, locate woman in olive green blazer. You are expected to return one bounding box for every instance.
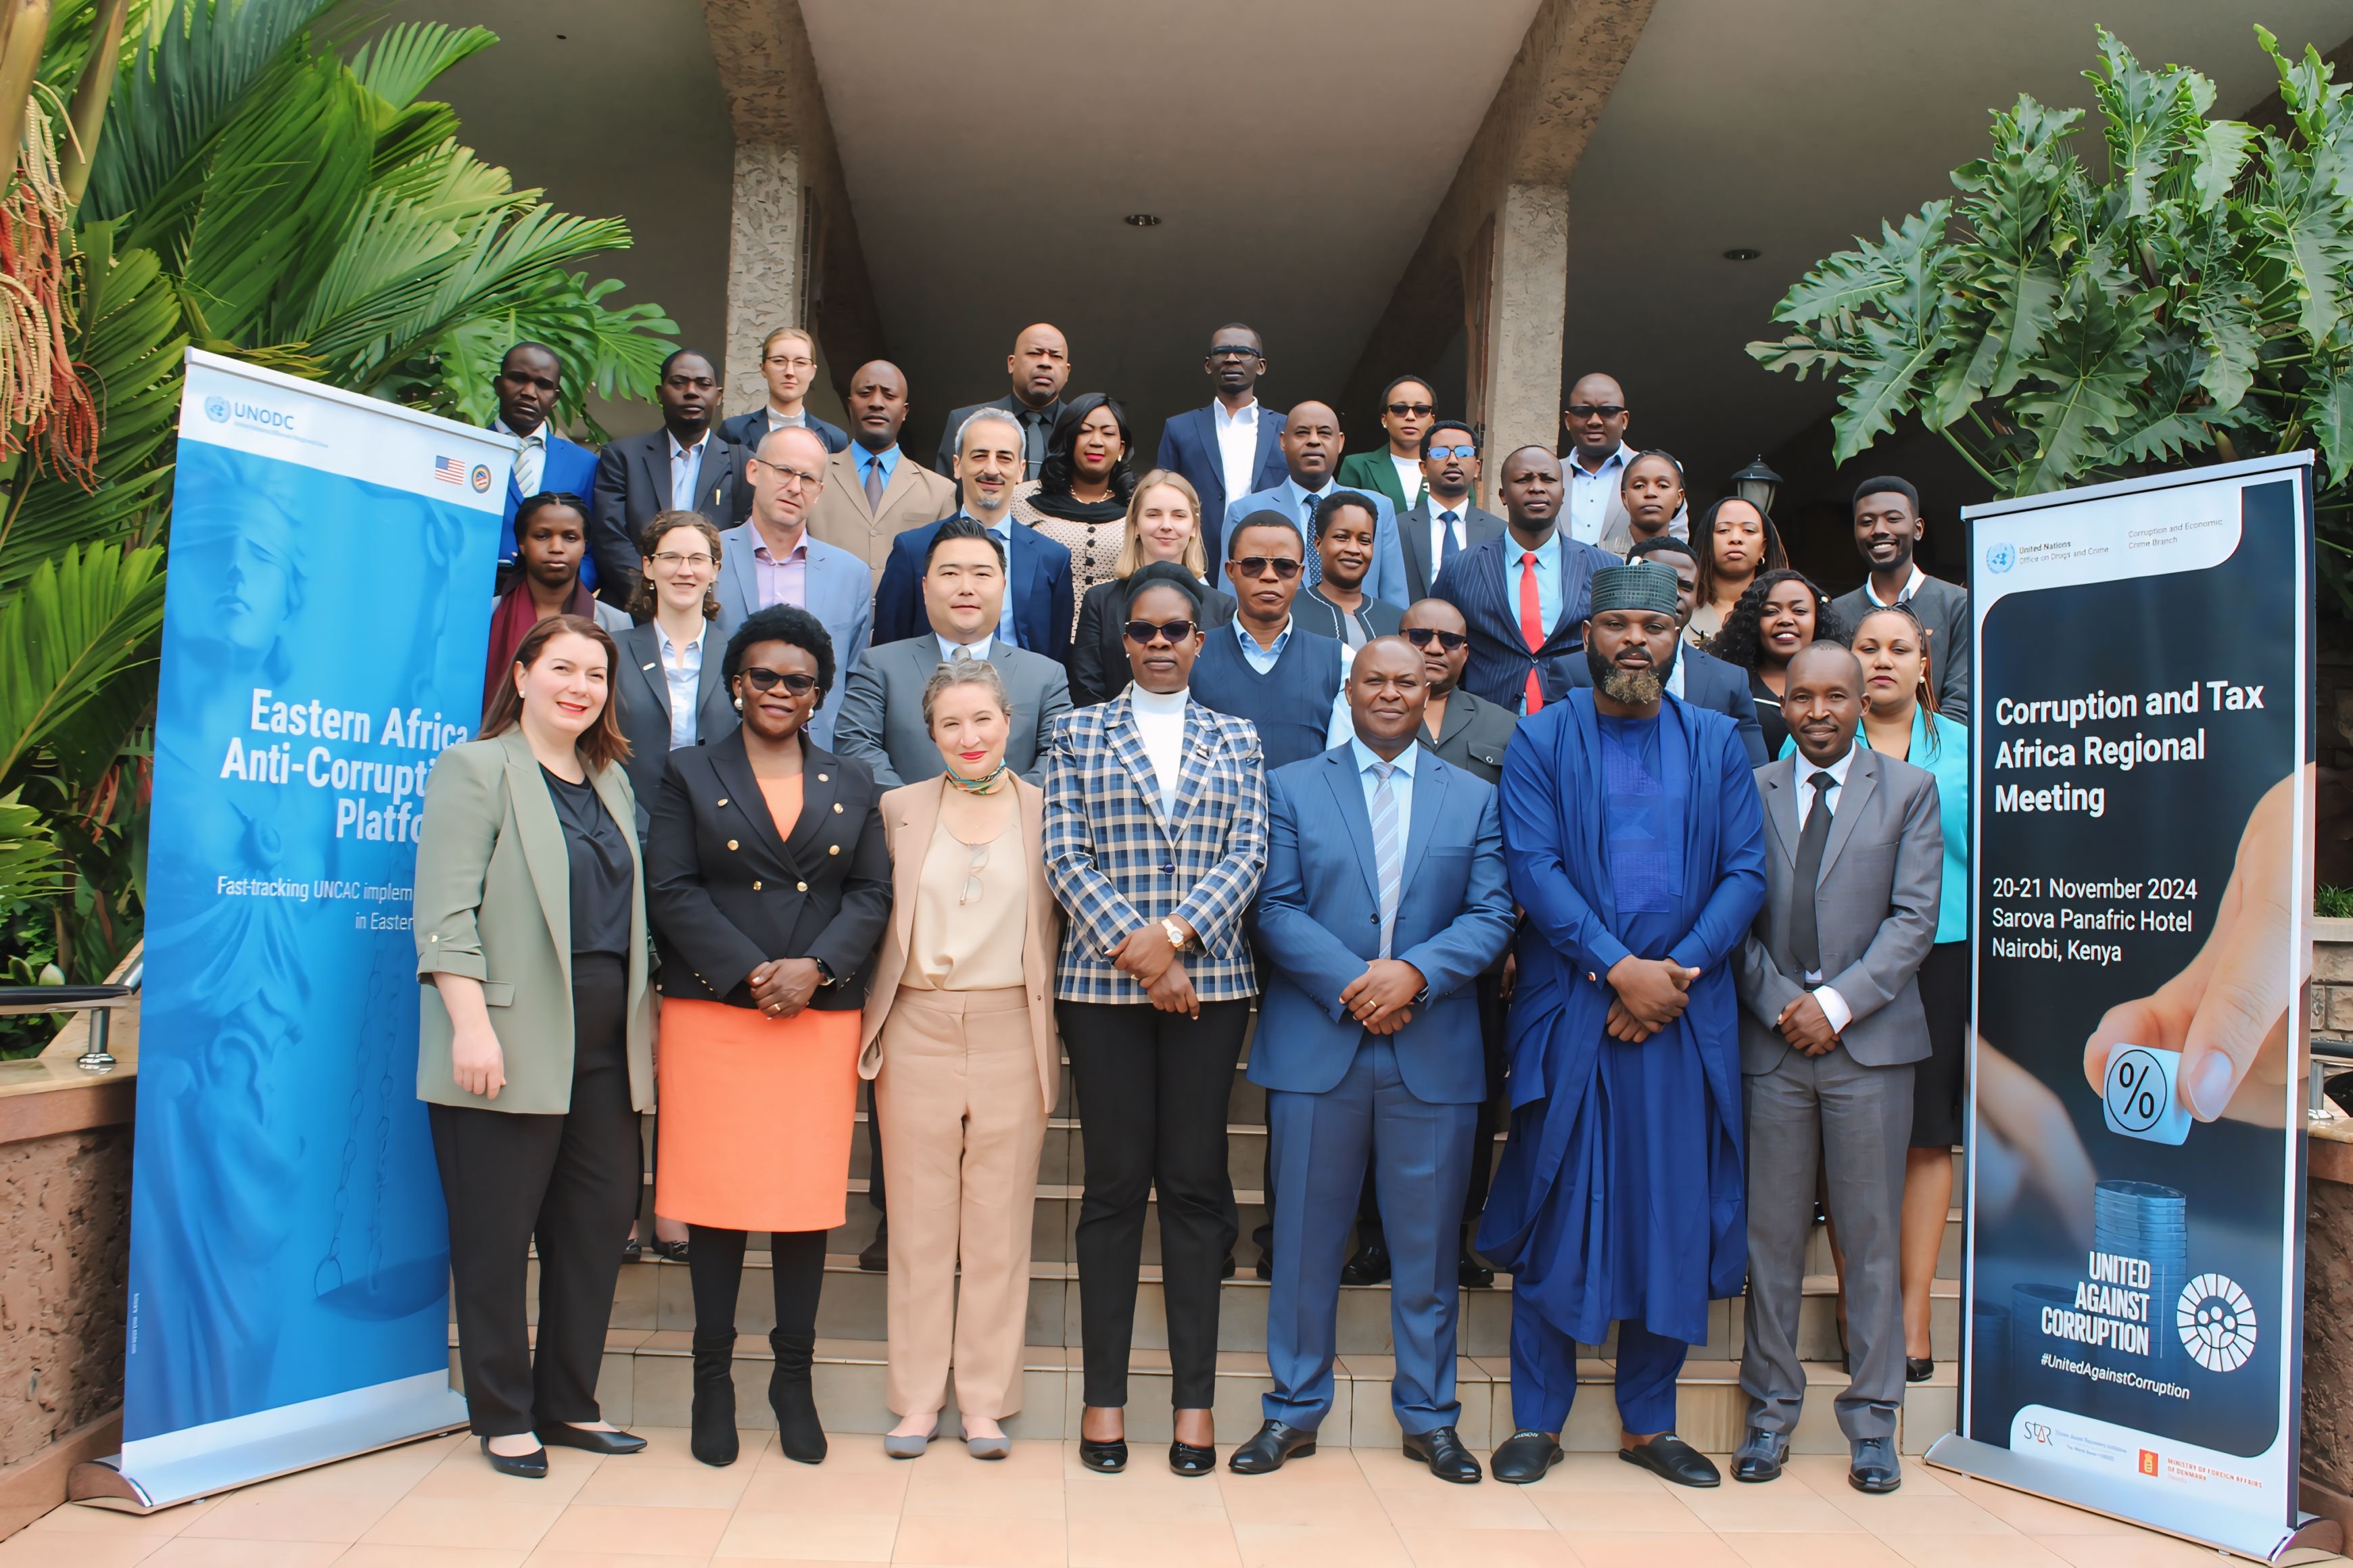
[414,614,656,1479]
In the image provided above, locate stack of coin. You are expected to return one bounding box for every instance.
[2093,1179,2187,1373]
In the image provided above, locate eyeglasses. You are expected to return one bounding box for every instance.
[1565,403,1627,419]
[650,550,714,570]
[1424,444,1477,462]
[738,667,818,696]
[1122,618,1198,644]
[1208,344,1262,360]
[1402,627,1468,652]
[763,355,816,371]
[1385,402,1434,417]
[754,458,824,489]
[958,840,990,906]
[1231,556,1302,580]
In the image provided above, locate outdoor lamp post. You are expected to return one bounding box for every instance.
[1730,456,1782,516]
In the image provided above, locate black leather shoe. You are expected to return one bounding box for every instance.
[1731,1427,1786,1483]
[1340,1239,1392,1285]
[1227,1419,1316,1474]
[1906,1356,1934,1383]
[1402,1425,1481,1483]
[538,1423,646,1455]
[858,1222,888,1272]
[1169,1438,1217,1476]
[1077,1437,1127,1473]
[1620,1433,1720,1488]
[480,1437,547,1477]
[1458,1248,1496,1289]
[1849,1435,1902,1493]
[621,1234,642,1262]
[1253,1250,1273,1281]
[1222,1253,1237,1279]
[651,1237,689,1263]
[1490,1429,1563,1483]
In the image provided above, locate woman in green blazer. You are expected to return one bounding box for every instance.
[414,613,657,1479]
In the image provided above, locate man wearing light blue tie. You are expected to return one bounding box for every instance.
[1231,636,1515,1483]
[1225,402,1408,607]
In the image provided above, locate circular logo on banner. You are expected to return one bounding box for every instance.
[1987,541,2016,573]
[470,464,493,493]
[203,395,230,424]
[2177,1273,2257,1372]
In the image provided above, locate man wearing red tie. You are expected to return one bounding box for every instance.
[1427,447,1618,715]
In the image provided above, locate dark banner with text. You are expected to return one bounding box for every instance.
[1925,454,2315,1560]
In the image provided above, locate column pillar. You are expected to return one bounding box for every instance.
[1478,181,1569,504]
[721,140,803,419]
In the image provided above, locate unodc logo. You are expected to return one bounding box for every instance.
[203,394,230,423]
[470,464,493,493]
[1987,542,2016,574]
[2177,1273,2257,1372]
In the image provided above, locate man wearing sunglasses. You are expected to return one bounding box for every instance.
[1189,513,1356,776]
[1400,421,1504,602]
[1156,324,1287,550]
[1336,375,1438,518]
[1226,402,1410,607]
[1559,373,1684,548]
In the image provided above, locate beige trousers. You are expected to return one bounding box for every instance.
[875,986,1047,1420]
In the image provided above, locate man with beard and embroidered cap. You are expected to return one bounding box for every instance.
[1477,559,1767,1490]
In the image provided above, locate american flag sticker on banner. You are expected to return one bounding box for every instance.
[432,455,466,484]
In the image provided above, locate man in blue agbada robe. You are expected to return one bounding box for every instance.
[1476,559,1767,1488]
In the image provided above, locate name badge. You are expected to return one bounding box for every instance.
[2103,1045,2191,1145]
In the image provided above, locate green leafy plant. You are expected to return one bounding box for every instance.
[2321,884,2353,918]
[1749,26,2353,600]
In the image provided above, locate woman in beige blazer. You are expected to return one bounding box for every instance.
[860,659,1061,1460]
[414,614,657,1479]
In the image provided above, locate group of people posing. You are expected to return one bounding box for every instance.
[421,320,1973,1498]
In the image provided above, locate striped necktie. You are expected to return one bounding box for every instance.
[1369,759,1402,959]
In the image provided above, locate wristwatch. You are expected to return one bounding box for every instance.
[811,957,841,988]
[1160,918,1193,953]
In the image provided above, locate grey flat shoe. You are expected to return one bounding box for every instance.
[883,1423,937,1460]
[964,1427,1012,1460]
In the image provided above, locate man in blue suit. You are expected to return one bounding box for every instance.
[1430,446,1617,715]
[717,325,849,456]
[874,408,1074,662]
[1225,402,1408,606]
[712,425,872,748]
[489,342,602,588]
[1548,536,1768,764]
[1231,636,1515,1484]
[1157,324,1286,543]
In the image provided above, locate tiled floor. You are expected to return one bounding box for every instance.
[0,1427,2335,1567]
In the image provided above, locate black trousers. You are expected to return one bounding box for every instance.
[1061,998,1251,1409]
[1354,970,1510,1246]
[432,953,640,1438]
[686,1225,826,1339]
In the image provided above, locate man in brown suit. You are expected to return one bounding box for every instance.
[809,360,959,584]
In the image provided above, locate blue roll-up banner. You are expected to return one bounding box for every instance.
[1926,452,2331,1562]
[84,350,510,1509]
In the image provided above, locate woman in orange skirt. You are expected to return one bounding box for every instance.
[645,605,890,1469]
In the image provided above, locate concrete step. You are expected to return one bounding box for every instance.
[492,1328,1957,1456]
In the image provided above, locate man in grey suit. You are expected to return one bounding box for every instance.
[1828,475,1970,721]
[712,424,872,749]
[1399,421,1504,604]
[1734,641,1942,1496]
[834,517,1073,788]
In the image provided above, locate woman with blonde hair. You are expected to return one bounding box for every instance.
[1066,469,1237,705]
[862,659,1062,1459]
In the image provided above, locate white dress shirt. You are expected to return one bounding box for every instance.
[1564,440,1633,545]
[492,417,546,495]
[1350,734,1417,830]
[1793,740,1858,1032]
[667,431,711,510]
[935,631,994,663]
[1388,452,1425,512]
[1129,684,1189,815]
[1865,563,1928,607]
[1427,498,1469,572]
[658,624,707,751]
[1231,616,1356,748]
[1212,400,1262,512]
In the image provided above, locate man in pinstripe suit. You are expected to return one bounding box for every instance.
[1429,447,1617,715]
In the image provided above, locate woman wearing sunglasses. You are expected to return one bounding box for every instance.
[1043,562,1268,1476]
[858,659,1061,1460]
[645,605,892,1470]
[1335,375,1437,516]
[1068,469,1237,706]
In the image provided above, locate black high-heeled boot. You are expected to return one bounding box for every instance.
[768,1327,828,1464]
[690,1331,738,1467]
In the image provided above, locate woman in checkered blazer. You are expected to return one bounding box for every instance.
[1043,563,1268,1478]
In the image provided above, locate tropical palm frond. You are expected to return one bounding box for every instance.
[0,538,165,784]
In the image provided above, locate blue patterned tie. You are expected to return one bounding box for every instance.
[1369,759,1402,959]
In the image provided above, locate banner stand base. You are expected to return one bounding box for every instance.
[1925,1433,2342,1563]
[66,1373,468,1515]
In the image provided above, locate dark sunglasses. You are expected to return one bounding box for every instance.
[1385,402,1435,417]
[1122,618,1198,644]
[738,666,818,696]
[1208,343,1262,360]
[1424,444,1477,462]
[1565,403,1627,419]
[1231,556,1302,579]
[1402,627,1468,652]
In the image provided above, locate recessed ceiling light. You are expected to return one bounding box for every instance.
[1722,247,1761,262]
[1123,213,1162,228]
